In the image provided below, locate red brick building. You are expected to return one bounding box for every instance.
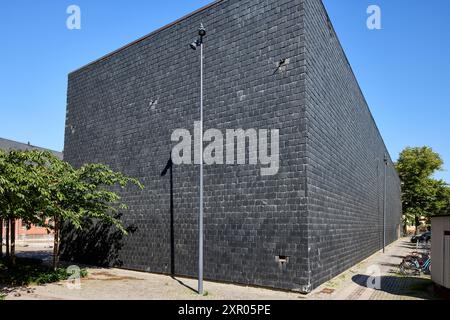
[1,220,52,241]
[0,137,63,241]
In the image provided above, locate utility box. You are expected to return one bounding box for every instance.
[431,216,450,289]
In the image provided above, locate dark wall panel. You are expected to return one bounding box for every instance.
[63,0,309,291]
[303,0,402,288]
[63,0,402,292]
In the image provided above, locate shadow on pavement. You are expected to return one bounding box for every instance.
[379,263,399,268]
[171,276,198,294]
[15,250,52,263]
[352,274,441,300]
[390,255,406,259]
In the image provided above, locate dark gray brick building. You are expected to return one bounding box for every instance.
[62,0,402,292]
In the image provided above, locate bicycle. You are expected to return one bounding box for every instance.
[399,254,431,276]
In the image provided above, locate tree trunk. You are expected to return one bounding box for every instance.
[53,217,60,270]
[0,218,3,258]
[10,219,16,266]
[414,216,420,235]
[5,219,10,258]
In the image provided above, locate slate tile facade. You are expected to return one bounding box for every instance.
[303,0,402,288]
[62,0,402,292]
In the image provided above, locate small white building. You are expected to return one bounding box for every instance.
[431,215,450,289]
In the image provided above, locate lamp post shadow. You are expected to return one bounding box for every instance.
[161,157,199,294]
[161,157,175,276]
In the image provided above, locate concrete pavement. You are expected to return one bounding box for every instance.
[4,238,442,300]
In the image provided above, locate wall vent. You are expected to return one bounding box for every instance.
[275,255,290,270]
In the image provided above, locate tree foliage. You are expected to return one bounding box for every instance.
[0,150,49,225]
[396,147,450,228]
[0,149,143,268]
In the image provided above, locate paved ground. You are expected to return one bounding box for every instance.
[310,239,437,300]
[2,238,443,300]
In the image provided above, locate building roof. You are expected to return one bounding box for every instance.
[0,137,63,160]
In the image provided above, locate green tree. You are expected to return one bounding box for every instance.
[0,150,49,265]
[0,150,144,269]
[396,147,450,233]
[41,157,144,269]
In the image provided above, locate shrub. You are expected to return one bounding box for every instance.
[0,257,87,287]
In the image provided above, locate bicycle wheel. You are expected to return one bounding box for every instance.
[399,261,418,275]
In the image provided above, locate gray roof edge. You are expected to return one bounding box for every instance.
[0,137,63,160]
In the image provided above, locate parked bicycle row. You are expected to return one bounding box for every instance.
[399,240,432,276]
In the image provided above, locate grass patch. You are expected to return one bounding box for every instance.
[0,257,87,287]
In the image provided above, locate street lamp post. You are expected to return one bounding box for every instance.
[190,23,206,295]
[383,153,388,253]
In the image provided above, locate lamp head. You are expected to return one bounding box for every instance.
[198,23,206,37]
[190,41,198,50]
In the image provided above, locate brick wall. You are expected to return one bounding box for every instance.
[303,0,402,288]
[63,0,310,291]
[1,220,52,240]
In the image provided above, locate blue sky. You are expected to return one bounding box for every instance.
[0,0,448,181]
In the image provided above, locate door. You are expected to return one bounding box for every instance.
[444,233,450,288]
